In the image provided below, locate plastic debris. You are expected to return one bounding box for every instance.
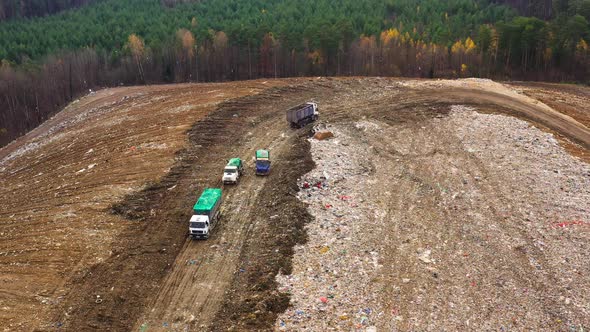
[553,220,588,228]
[417,248,434,264]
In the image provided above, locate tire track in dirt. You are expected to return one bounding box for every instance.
[133,84,331,331]
[133,116,294,331]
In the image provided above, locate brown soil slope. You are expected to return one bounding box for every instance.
[0,80,291,331]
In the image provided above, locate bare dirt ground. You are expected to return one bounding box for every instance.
[0,77,588,331]
[0,79,293,330]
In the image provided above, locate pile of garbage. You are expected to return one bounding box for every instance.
[276,124,385,331]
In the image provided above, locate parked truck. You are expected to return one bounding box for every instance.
[286,102,319,128]
[222,158,244,184]
[255,149,271,175]
[189,188,222,239]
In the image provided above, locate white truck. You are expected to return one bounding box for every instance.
[189,188,222,239]
[222,158,244,184]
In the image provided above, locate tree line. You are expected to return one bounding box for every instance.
[0,0,589,147]
[0,0,98,21]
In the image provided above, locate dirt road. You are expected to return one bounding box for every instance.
[0,77,588,331]
[132,99,308,331]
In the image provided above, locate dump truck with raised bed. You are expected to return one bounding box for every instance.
[189,188,222,239]
[222,158,244,184]
[286,102,319,128]
[255,149,271,176]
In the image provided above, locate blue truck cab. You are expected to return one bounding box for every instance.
[255,149,271,175]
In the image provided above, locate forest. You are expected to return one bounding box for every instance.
[0,0,589,147]
[0,0,98,21]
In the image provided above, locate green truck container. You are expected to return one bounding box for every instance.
[255,150,270,160]
[227,158,242,167]
[189,188,222,239]
[222,158,244,184]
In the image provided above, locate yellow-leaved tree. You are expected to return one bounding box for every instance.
[127,34,145,82]
[175,29,196,81]
[576,39,589,68]
[464,37,476,53]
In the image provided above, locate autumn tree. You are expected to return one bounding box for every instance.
[575,38,589,80]
[176,28,196,81]
[212,31,228,80]
[127,34,146,83]
[379,29,401,75]
[260,33,280,77]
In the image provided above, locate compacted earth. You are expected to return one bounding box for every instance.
[0,78,588,331]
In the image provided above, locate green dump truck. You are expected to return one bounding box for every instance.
[222,158,244,184]
[189,188,222,239]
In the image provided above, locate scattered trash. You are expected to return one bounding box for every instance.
[360,315,368,325]
[277,125,386,329]
[276,113,590,330]
[553,221,588,228]
[417,248,434,264]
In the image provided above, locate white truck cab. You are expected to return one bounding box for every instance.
[222,158,243,184]
[222,165,239,184]
[310,102,319,118]
[189,214,211,238]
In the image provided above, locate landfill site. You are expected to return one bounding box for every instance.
[0,77,589,331]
